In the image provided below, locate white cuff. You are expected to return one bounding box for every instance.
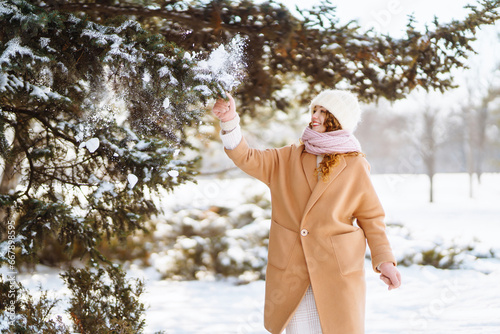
[220,114,240,132]
[221,125,242,150]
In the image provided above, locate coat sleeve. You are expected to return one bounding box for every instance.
[351,157,397,273]
[224,136,293,186]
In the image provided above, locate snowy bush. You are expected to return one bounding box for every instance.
[118,192,500,281]
[386,223,498,271]
[0,281,70,334]
[0,265,150,334]
[61,266,147,334]
[146,195,272,283]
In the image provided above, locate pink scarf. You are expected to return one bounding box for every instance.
[301,127,361,155]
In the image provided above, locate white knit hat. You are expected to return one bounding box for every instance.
[309,89,361,132]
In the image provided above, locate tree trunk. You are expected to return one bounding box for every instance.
[476,106,488,185]
[422,108,437,203]
[463,105,475,199]
[469,172,474,199]
[429,172,434,203]
[0,136,22,223]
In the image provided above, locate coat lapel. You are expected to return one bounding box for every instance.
[301,156,347,224]
[301,150,317,192]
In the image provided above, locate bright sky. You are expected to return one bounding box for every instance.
[278,0,480,36]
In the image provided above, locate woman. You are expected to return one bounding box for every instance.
[212,90,401,334]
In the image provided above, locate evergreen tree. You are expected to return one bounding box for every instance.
[0,0,230,262]
[0,0,232,331]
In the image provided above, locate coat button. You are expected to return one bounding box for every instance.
[300,229,309,236]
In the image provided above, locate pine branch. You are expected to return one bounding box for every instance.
[40,1,259,35]
[5,107,79,146]
[37,0,500,104]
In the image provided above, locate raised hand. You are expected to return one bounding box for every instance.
[212,92,236,122]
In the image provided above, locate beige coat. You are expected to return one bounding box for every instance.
[225,138,396,334]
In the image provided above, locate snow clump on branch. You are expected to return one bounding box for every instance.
[193,34,248,94]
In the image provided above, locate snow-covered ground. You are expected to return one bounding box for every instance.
[6,173,500,333]
[137,263,500,334]
[375,173,500,248]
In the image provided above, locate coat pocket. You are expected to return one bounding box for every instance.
[267,221,299,270]
[330,228,367,276]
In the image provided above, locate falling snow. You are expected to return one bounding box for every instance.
[81,137,100,153]
[128,174,139,188]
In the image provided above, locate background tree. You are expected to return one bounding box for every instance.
[460,62,500,197]
[418,104,444,203]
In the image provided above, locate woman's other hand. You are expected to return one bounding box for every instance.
[212,92,236,122]
[379,262,402,290]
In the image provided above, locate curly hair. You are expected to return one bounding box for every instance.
[309,111,364,182]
